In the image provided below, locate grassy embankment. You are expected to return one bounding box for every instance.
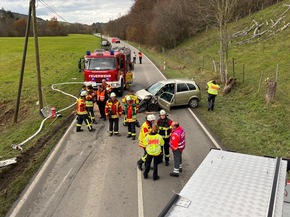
[0,34,100,217]
[137,1,290,157]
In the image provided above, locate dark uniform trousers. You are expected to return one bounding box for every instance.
[109,117,119,134]
[77,114,93,131]
[97,101,106,119]
[128,122,136,137]
[144,154,160,179]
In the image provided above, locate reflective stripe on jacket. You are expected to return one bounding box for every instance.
[138,121,152,148]
[76,98,87,115]
[207,81,220,95]
[157,118,172,139]
[105,99,122,118]
[124,103,137,122]
[170,126,186,151]
[144,134,164,156]
[96,89,106,101]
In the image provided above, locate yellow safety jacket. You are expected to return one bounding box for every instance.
[144,134,164,156]
[138,121,152,148]
[207,81,220,95]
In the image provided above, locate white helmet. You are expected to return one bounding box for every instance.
[126,95,131,101]
[80,91,87,97]
[110,92,116,98]
[147,114,156,121]
[160,109,167,116]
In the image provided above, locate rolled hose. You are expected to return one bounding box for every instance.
[12,82,83,150]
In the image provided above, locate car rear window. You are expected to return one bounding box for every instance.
[177,83,189,92]
[187,83,196,90]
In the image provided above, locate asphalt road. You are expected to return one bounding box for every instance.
[6,41,218,217]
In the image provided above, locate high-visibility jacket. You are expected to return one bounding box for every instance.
[103,84,113,93]
[144,133,164,156]
[170,126,186,151]
[157,117,172,139]
[76,98,87,115]
[96,89,107,102]
[138,121,152,148]
[105,99,122,118]
[138,52,142,58]
[85,93,94,107]
[123,102,137,122]
[122,94,139,110]
[207,80,220,95]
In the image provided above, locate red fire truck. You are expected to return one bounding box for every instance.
[78,47,134,96]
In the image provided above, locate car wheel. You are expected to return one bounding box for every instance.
[148,103,159,112]
[188,98,199,108]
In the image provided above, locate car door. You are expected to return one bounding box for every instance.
[175,83,190,105]
[158,92,175,111]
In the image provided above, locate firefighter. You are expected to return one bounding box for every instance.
[105,92,122,136]
[156,109,172,166]
[138,51,143,64]
[123,95,137,140]
[169,122,186,177]
[122,89,140,127]
[102,79,113,96]
[85,82,96,124]
[76,91,95,132]
[143,125,164,181]
[137,114,156,171]
[96,85,108,121]
[207,80,220,111]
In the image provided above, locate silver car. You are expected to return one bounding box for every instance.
[136,79,201,112]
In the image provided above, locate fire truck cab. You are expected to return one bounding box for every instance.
[78,47,134,96]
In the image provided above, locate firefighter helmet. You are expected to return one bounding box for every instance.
[80,91,87,97]
[147,114,156,121]
[110,92,116,97]
[160,109,167,116]
[126,95,131,101]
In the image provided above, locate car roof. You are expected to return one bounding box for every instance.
[158,78,197,85]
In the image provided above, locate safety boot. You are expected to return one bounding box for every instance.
[137,160,143,171]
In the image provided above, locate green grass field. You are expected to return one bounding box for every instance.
[0,34,101,216]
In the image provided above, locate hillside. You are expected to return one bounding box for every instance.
[142,0,290,157]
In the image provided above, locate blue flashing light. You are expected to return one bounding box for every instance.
[86,51,91,55]
[110,50,114,55]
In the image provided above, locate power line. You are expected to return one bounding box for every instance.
[38,0,69,23]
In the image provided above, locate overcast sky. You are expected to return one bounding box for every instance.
[1,0,134,24]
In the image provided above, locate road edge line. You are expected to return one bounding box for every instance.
[9,120,75,217]
[137,167,145,217]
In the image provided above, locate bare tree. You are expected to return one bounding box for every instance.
[199,0,238,83]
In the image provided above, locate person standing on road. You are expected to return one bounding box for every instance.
[85,82,97,124]
[207,80,220,111]
[123,95,137,140]
[105,92,122,136]
[76,91,95,132]
[157,110,172,166]
[143,125,164,181]
[169,122,185,177]
[96,85,108,121]
[137,114,156,171]
[102,79,113,97]
[133,52,136,64]
[138,51,143,64]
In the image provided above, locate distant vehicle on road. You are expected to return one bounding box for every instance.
[101,40,111,47]
[136,79,201,112]
[111,37,120,43]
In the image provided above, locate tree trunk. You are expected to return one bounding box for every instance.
[265,80,277,104]
[223,77,237,95]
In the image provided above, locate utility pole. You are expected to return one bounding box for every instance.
[31,0,44,112]
[14,0,32,123]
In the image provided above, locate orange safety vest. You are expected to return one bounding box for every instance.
[76,98,87,115]
[97,89,106,101]
[139,52,142,58]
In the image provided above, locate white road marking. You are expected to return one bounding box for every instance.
[9,121,75,217]
[187,109,221,149]
[137,167,145,217]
